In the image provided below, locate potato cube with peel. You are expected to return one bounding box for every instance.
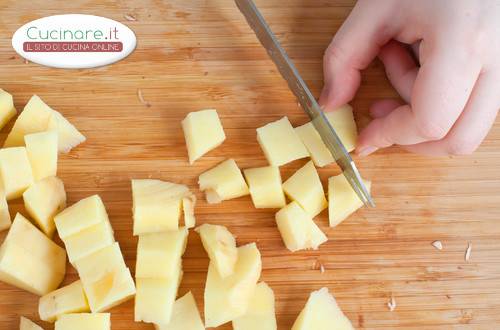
[0,147,34,200]
[55,313,110,330]
[257,117,309,167]
[182,109,226,164]
[292,287,353,330]
[4,95,85,153]
[39,280,90,322]
[282,161,327,217]
[135,268,183,325]
[23,176,66,237]
[132,179,190,235]
[0,194,10,232]
[20,316,44,330]
[198,159,249,204]
[295,122,334,168]
[135,228,188,279]
[0,213,66,295]
[328,174,371,227]
[243,166,286,209]
[205,243,262,328]
[154,291,205,330]
[0,89,16,130]
[182,194,196,228]
[275,202,327,252]
[196,224,237,278]
[63,220,115,264]
[232,282,277,330]
[24,131,58,181]
[74,243,136,312]
[325,104,358,153]
[55,195,109,239]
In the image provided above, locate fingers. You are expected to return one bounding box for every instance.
[378,40,418,102]
[319,0,399,110]
[356,45,482,155]
[403,71,500,156]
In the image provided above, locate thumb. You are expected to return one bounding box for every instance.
[319,0,399,110]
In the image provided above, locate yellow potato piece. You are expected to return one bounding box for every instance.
[0,193,11,232]
[54,313,110,330]
[20,316,44,330]
[243,166,286,209]
[154,291,205,330]
[39,280,90,322]
[233,282,277,330]
[63,220,115,264]
[0,147,34,200]
[0,89,16,131]
[24,131,58,181]
[198,159,249,204]
[328,174,371,227]
[196,224,237,278]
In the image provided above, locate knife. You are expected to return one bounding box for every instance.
[235,0,374,207]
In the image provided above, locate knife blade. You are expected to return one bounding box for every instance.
[235,0,374,207]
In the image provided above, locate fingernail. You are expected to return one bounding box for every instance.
[357,146,378,157]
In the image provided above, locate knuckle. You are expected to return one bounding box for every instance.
[415,120,449,141]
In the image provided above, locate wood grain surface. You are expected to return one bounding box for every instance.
[0,0,499,329]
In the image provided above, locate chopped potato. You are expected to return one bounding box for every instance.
[20,316,44,330]
[328,174,371,227]
[0,147,34,200]
[324,104,358,153]
[0,89,16,131]
[63,220,115,264]
[24,131,58,181]
[0,193,10,232]
[55,313,110,330]
[182,193,196,228]
[154,291,205,330]
[196,224,237,278]
[233,282,277,330]
[243,166,286,209]
[39,280,90,322]
[295,122,334,167]
[198,159,249,203]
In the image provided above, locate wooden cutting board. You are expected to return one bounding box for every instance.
[0,0,499,329]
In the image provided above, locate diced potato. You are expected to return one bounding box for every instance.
[198,159,249,204]
[23,176,66,237]
[328,174,371,227]
[135,228,188,279]
[55,195,108,239]
[256,117,309,167]
[24,131,58,181]
[0,193,10,231]
[232,282,277,330]
[196,224,237,278]
[55,313,110,330]
[291,287,353,330]
[4,95,85,153]
[0,89,16,130]
[324,104,358,153]
[182,193,196,228]
[243,166,286,209]
[135,267,183,325]
[204,243,262,328]
[154,291,205,330]
[275,202,327,252]
[20,316,44,330]
[0,147,34,200]
[74,243,136,312]
[0,213,66,295]
[39,280,90,322]
[132,179,189,235]
[182,109,226,164]
[295,122,334,167]
[282,161,327,217]
[63,220,115,264]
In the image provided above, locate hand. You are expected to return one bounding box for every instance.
[319,0,500,156]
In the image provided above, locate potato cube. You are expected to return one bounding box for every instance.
[23,176,66,237]
[292,287,353,330]
[275,202,327,252]
[233,282,277,330]
[0,193,11,231]
[135,228,188,279]
[135,268,183,325]
[324,104,358,153]
[196,224,237,278]
[24,131,58,181]
[132,179,189,235]
[0,213,66,295]
[282,161,327,217]
[257,117,309,167]
[55,195,108,239]
[63,220,115,264]
[328,174,371,227]
[182,109,226,164]
[74,243,136,312]
[0,147,34,200]
[20,316,44,330]
[4,95,85,153]
[182,194,196,228]
[154,291,205,330]
[243,166,286,209]
[198,159,249,204]
[0,89,16,130]
[39,280,90,322]
[295,122,334,167]
[55,313,110,330]
[205,243,262,328]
